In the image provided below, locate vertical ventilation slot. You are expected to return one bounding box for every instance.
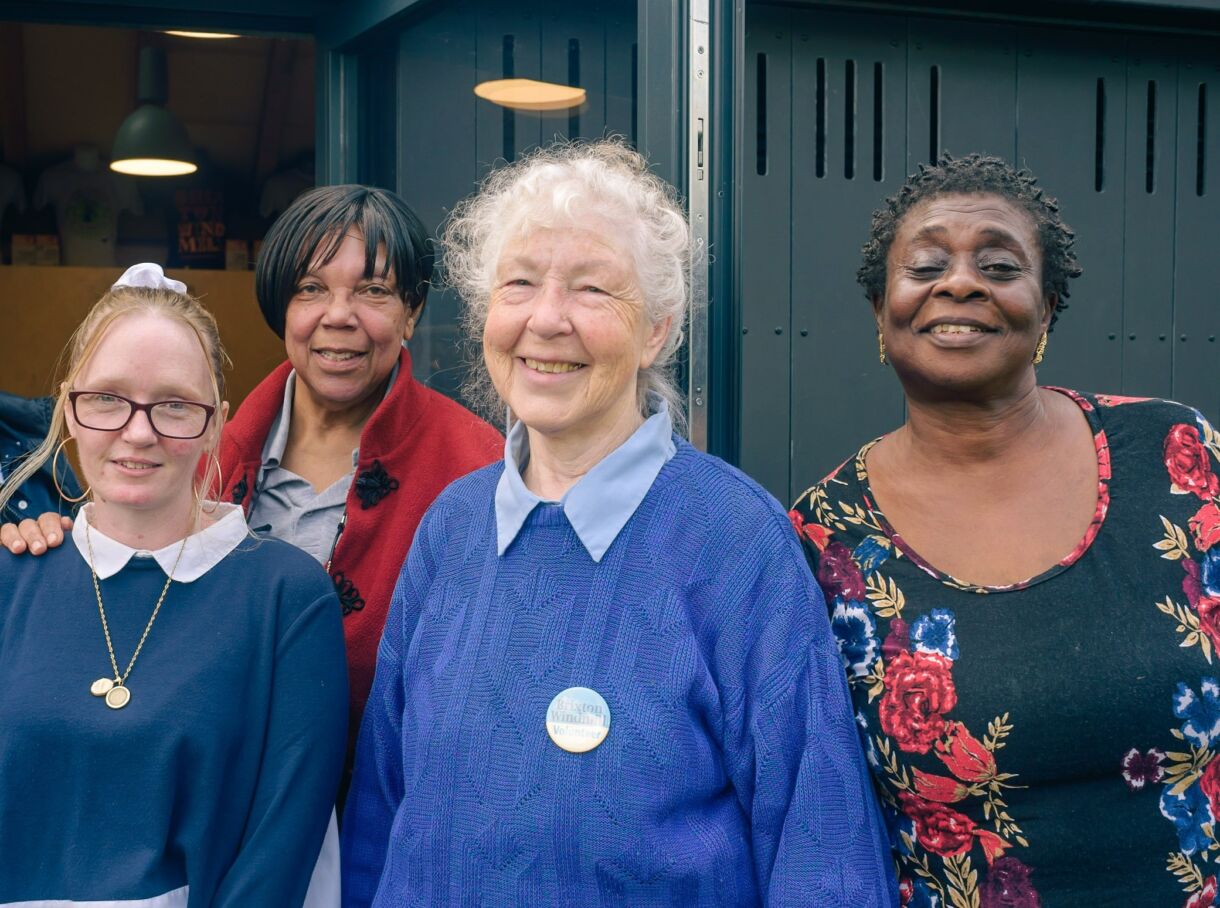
[568,39,580,138]
[1094,78,1106,192]
[502,35,515,162]
[844,60,856,179]
[815,57,826,178]
[756,53,768,176]
[873,62,884,182]
[929,65,941,163]
[630,43,638,147]
[1145,79,1157,194]
[1198,83,1208,197]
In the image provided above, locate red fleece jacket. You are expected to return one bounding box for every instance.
[219,348,503,743]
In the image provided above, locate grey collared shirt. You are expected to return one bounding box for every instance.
[494,393,677,563]
[248,363,398,565]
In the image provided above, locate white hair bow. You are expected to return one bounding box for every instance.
[112,263,188,294]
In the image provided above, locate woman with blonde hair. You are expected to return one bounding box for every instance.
[0,265,347,906]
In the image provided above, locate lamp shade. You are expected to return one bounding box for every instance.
[474,78,586,111]
[110,46,197,177]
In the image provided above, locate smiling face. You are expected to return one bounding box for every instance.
[67,312,221,539]
[283,230,414,416]
[483,225,670,450]
[877,192,1055,400]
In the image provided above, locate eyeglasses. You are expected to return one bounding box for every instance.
[68,391,216,440]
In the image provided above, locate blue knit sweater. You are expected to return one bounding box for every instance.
[0,535,348,906]
[341,441,897,906]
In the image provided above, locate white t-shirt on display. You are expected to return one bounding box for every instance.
[34,159,143,266]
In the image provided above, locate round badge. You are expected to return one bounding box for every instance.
[546,686,611,754]
[105,685,131,710]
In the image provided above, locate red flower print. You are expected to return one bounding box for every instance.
[980,856,1042,907]
[898,878,914,907]
[1191,502,1220,552]
[1095,394,1151,407]
[880,651,958,754]
[1186,559,1205,608]
[938,721,997,782]
[913,768,969,803]
[1198,598,1220,655]
[883,618,911,660]
[1166,424,1220,500]
[975,829,1012,864]
[1120,747,1166,792]
[788,508,831,552]
[899,791,976,857]
[1185,876,1219,908]
[1200,760,1220,820]
[817,540,867,601]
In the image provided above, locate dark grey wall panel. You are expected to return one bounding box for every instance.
[787,7,907,500]
[1173,48,1220,422]
[476,9,544,180]
[397,7,478,396]
[906,20,1018,166]
[1121,46,1179,398]
[1015,28,1128,394]
[740,6,794,499]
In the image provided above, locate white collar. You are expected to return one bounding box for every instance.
[71,503,249,582]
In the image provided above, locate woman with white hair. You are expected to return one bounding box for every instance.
[340,141,896,906]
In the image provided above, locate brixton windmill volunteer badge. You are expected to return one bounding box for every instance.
[546,687,611,753]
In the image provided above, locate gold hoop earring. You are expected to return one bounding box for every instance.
[52,438,90,504]
[878,332,888,366]
[1032,331,1048,365]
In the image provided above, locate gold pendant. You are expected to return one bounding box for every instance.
[91,677,114,697]
[105,685,131,709]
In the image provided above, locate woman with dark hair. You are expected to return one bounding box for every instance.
[219,185,502,745]
[789,154,1220,905]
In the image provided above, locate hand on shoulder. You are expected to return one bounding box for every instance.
[0,512,72,555]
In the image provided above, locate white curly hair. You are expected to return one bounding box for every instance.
[442,138,691,430]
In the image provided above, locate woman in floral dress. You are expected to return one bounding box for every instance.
[789,153,1220,907]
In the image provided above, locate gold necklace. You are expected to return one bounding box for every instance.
[84,522,188,710]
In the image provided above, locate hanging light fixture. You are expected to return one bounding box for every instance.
[474,78,586,111]
[110,46,197,177]
[163,31,240,39]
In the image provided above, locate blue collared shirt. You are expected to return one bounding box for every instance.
[494,394,677,562]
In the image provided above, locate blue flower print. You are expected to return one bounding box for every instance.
[831,600,880,679]
[908,879,942,908]
[856,712,880,769]
[883,802,916,858]
[1175,679,1220,748]
[1202,547,1220,598]
[853,535,892,574]
[1160,782,1216,856]
[910,609,960,661]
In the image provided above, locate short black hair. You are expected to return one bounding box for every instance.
[858,153,1082,327]
[255,184,434,338]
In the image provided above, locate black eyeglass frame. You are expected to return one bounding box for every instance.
[67,390,217,440]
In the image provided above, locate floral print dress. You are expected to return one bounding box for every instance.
[789,389,1220,908]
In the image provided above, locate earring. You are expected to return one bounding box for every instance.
[878,332,888,365]
[52,437,90,504]
[1032,331,1048,365]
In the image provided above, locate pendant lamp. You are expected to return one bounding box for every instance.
[111,46,197,177]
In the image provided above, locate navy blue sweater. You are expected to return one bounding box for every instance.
[342,441,897,906]
[0,535,348,906]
